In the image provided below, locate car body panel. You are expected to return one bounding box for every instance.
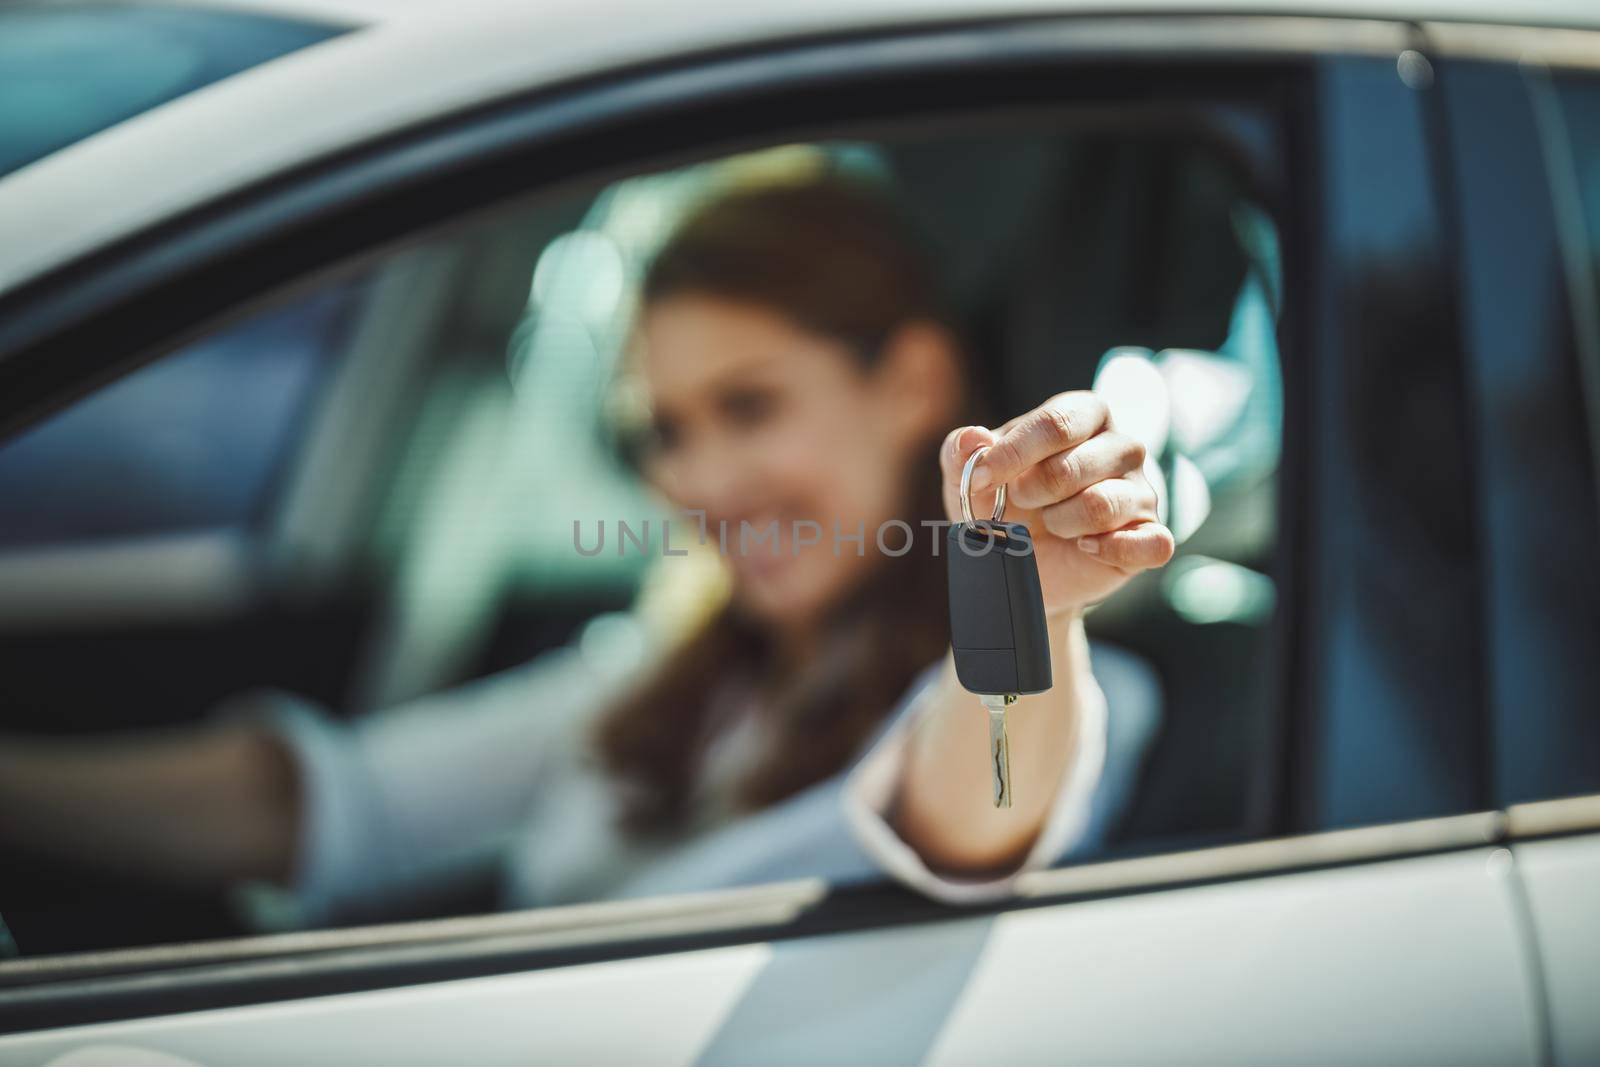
[1513,832,1600,1067]
[0,848,1540,1064]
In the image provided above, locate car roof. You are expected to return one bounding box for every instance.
[3,0,1597,298]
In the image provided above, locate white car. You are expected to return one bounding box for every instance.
[1,0,1598,1063]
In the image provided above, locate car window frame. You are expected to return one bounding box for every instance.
[5,11,1576,1036]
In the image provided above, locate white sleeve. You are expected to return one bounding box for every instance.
[218,648,604,927]
[840,654,1110,906]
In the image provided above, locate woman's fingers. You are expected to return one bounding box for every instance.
[940,424,1000,520]
[1039,477,1158,540]
[1076,521,1176,572]
[940,424,993,480]
[1008,430,1146,511]
[969,392,1108,492]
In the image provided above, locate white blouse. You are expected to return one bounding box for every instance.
[229,632,1160,928]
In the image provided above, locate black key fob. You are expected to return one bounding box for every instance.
[947,520,1053,695]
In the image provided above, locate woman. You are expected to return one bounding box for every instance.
[0,175,1172,926]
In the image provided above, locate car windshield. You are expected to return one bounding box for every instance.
[0,3,345,180]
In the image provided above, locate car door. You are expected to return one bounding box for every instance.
[0,10,1582,1065]
[1425,22,1600,1067]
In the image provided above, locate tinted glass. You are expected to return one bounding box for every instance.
[1555,74,1600,339]
[1435,59,1600,811]
[0,4,343,179]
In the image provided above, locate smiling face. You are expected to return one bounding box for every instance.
[637,293,958,633]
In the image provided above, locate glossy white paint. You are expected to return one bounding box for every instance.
[0,849,1541,1065]
[1513,833,1600,1067]
[934,848,1541,1064]
[0,943,774,1067]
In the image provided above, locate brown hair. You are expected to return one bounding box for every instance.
[595,173,964,834]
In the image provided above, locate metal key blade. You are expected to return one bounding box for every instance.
[981,693,1016,808]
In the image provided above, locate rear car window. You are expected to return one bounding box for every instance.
[0,3,345,179]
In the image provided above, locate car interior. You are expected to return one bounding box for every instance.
[0,102,1286,956]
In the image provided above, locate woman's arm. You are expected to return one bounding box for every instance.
[0,724,298,890]
[894,612,1093,873]
[894,392,1173,875]
[0,650,601,919]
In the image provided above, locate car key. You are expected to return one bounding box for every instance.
[947,445,1053,807]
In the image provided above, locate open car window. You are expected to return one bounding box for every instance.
[0,100,1288,957]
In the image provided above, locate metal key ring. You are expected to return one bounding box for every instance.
[959,445,1007,525]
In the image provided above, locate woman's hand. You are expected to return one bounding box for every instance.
[940,392,1175,616]
[901,394,1171,873]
